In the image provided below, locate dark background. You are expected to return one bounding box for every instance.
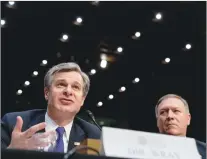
[1,1,206,142]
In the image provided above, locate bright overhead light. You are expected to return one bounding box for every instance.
[155,13,162,20]
[132,31,141,40]
[41,60,48,66]
[135,32,141,37]
[119,86,126,92]
[32,71,38,76]
[1,19,6,26]
[97,101,103,107]
[90,69,96,75]
[8,1,15,5]
[185,44,191,50]
[100,60,107,68]
[42,60,47,64]
[62,34,68,40]
[74,16,83,25]
[24,81,30,86]
[16,89,23,95]
[76,17,82,23]
[117,47,123,53]
[7,1,16,8]
[133,77,140,83]
[165,58,170,63]
[60,33,69,42]
[108,94,114,99]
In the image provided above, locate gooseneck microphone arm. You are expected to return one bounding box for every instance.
[85,110,102,131]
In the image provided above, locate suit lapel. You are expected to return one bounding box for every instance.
[67,120,86,151]
[26,111,86,151]
[27,111,46,133]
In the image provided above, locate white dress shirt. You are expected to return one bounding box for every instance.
[44,112,73,153]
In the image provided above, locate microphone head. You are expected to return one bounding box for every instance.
[85,110,102,130]
[85,109,96,121]
[86,110,93,116]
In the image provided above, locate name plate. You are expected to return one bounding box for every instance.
[100,127,201,159]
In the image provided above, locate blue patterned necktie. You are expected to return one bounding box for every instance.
[53,127,65,152]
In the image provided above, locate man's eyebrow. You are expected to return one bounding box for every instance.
[55,79,66,82]
[73,81,82,86]
[160,106,181,111]
[53,79,82,85]
[160,108,168,111]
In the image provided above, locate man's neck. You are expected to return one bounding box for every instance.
[47,107,74,127]
[163,132,186,137]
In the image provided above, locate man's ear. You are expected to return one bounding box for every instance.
[44,87,49,101]
[156,117,159,129]
[187,113,191,126]
[80,95,86,107]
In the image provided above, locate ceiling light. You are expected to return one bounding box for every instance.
[16,89,23,95]
[119,86,126,92]
[97,101,103,107]
[100,60,107,68]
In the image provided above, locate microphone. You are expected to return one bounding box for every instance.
[63,145,100,159]
[85,110,102,131]
[63,110,102,159]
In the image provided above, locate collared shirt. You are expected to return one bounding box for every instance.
[44,112,73,153]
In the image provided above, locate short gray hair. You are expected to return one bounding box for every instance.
[44,62,90,97]
[155,94,190,117]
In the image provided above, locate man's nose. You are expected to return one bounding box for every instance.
[167,110,174,120]
[63,85,72,96]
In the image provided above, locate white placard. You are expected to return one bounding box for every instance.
[100,127,201,159]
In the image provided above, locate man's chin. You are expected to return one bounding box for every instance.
[59,106,80,114]
[165,129,180,136]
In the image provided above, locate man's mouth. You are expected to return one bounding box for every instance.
[60,98,74,104]
[166,123,177,128]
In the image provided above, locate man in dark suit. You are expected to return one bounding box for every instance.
[155,94,206,159]
[1,62,101,153]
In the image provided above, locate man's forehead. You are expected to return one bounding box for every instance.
[158,97,185,110]
[53,71,83,83]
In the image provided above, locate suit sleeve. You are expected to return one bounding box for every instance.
[1,114,12,149]
[196,140,206,159]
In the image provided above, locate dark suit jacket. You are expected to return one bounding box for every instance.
[1,109,101,151]
[196,139,206,159]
